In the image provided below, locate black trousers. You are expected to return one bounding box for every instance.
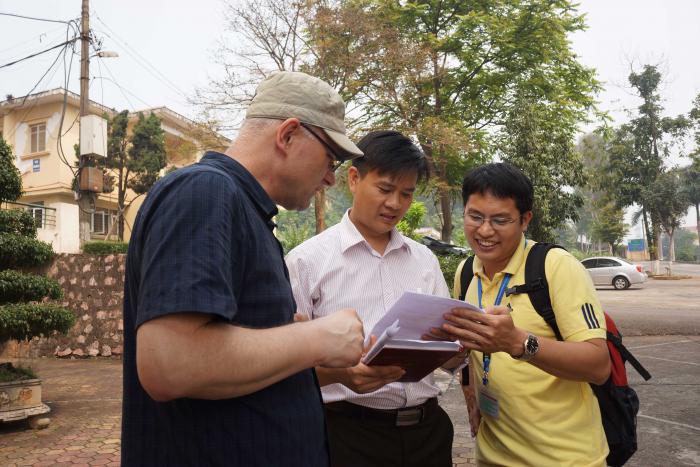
[324,400,453,467]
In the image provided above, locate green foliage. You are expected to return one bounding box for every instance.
[0,270,62,304]
[0,303,75,343]
[0,363,37,382]
[128,112,167,194]
[0,209,37,237]
[0,233,54,269]
[0,135,22,202]
[500,98,587,242]
[605,65,690,259]
[83,240,129,255]
[276,210,314,255]
[668,228,698,262]
[102,111,167,240]
[646,170,689,238]
[299,0,599,241]
[591,203,627,252]
[437,254,465,292]
[396,201,426,240]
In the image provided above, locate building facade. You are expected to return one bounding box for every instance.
[0,89,227,252]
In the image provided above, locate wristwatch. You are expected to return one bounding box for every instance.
[513,333,539,361]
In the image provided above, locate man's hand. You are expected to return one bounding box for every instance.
[462,383,481,438]
[434,305,526,356]
[338,335,404,393]
[312,309,365,368]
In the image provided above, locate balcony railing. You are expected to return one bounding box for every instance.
[0,200,57,229]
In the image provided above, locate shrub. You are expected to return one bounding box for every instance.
[0,233,54,269]
[0,270,63,304]
[0,363,36,382]
[0,303,75,343]
[0,209,37,237]
[437,254,467,292]
[83,240,129,255]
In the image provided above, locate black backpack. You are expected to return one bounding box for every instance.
[458,243,652,467]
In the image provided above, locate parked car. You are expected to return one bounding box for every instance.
[581,256,647,290]
[420,236,470,256]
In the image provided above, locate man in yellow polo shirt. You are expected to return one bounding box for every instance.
[434,163,611,466]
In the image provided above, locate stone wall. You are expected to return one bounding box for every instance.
[1,254,125,359]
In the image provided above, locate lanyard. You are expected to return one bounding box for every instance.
[477,273,511,386]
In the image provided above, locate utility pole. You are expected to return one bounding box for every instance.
[78,0,93,247]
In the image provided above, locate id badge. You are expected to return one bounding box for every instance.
[478,386,500,419]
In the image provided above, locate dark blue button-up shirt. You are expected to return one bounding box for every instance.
[121,151,328,467]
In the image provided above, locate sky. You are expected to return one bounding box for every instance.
[1,0,699,231]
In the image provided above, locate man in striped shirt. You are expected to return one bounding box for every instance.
[287,131,457,467]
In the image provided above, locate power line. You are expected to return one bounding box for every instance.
[0,12,74,25]
[92,14,189,100]
[0,38,77,70]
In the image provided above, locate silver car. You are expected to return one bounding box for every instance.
[581,256,647,290]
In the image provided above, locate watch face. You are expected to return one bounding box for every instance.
[526,335,539,355]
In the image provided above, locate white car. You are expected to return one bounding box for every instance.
[581,256,647,290]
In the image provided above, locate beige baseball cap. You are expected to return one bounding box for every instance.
[246,71,363,160]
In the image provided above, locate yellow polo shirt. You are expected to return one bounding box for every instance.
[453,237,608,466]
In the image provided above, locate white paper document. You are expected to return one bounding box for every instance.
[367,291,483,342]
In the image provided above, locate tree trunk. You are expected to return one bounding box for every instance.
[314,189,325,234]
[439,187,452,242]
[696,203,700,252]
[669,229,676,262]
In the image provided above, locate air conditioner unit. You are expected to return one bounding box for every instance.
[80,115,108,158]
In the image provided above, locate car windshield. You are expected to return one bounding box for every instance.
[615,257,632,265]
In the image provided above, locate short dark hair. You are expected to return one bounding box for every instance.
[461,162,533,214]
[353,131,429,184]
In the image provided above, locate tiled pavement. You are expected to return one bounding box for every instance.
[0,358,475,466]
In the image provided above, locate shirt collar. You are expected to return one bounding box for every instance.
[339,210,409,255]
[200,151,278,226]
[473,234,528,282]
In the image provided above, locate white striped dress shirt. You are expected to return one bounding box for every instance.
[286,211,450,410]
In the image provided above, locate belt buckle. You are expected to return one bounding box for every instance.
[395,406,424,426]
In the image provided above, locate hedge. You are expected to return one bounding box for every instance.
[0,233,54,270]
[437,254,468,294]
[0,270,63,304]
[0,303,75,343]
[0,209,37,237]
[83,240,129,255]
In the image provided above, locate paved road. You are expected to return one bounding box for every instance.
[596,275,700,336]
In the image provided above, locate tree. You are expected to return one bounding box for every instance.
[687,94,700,241]
[103,111,166,240]
[309,0,598,241]
[606,65,689,261]
[396,201,427,240]
[499,98,587,242]
[590,203,627,254]
[0,136,74,379]
[645,170,689,264]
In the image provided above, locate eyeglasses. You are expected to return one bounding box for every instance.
[300,123,345,172]
[465,213,521,230]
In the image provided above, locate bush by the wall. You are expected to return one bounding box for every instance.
[0,303,75,343]
[0,270,63,304]
[0,209,37,237]
[83,240,129,255]
[0,233,54,269]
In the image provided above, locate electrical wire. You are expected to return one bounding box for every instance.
[0,12,74,25]
[0,38,77,70]
[92,14,189,100]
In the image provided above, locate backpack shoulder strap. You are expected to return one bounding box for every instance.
[510,242,566,341]
[458,256,475,301]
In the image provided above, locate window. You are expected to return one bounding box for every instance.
[27,201,44,229]
[91,209,118,235]
[598,258,620,268]
[30,123,46,153]
[582,259,598,269]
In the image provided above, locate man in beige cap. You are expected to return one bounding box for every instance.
[121,71,365,467]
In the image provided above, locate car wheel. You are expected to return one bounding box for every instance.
[613,276,630,290]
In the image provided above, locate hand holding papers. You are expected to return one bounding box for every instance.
[362,292,483,382]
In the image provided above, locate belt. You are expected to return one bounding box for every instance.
[324,398,439,427]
